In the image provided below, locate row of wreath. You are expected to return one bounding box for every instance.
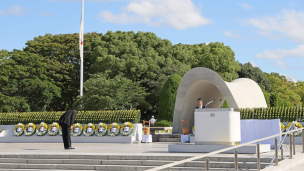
[13,122,134,137]
[191,122,304,137]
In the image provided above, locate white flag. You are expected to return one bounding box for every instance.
[79,0,84,59]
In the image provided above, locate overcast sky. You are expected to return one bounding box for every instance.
[1,0,303,82]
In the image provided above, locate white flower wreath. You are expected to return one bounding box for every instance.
[108,123,120,136]
[36,122,48,136]
[95,123,108,136]
[120,122,133,136]
[71,123,83,136]
[83,123,95,136]
[13,123,25,136]
[24,123,36,136]
[48,122,60,136]
[287,122,303,136]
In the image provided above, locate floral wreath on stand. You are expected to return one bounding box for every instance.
[36,122,48,136]
[71,123,83,136]
[13,123,25,136]
[24,123,36,136]
[281,123,286,133]
[108,123,120,136]
[48,122,60,136]
[95,123,108,136]
[120,122,134,136]
[83,123,95,136]
[192,125,195,135]
[286,122,303,136]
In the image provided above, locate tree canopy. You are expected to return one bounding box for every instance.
[0,50,60,112]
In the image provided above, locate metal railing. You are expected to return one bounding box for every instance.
[267,124,293,167]
[146,125,304,171]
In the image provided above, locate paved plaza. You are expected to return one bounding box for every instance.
[0,142,286,157]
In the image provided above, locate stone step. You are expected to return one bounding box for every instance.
[0,160,269,169]
[159,134,181,138]
[0,155,274,163]
[0,168,258,171]
[159,138,181,142]
[0,163,264,170]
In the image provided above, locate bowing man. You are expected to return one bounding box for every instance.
[59,110,77,150]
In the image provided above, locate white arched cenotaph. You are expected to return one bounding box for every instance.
[172,67,267,134]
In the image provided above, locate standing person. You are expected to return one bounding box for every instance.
[196,98,206,109]
[59,110,77,150]
[150,116,157,127]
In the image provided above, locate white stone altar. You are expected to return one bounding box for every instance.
[169,108,271,154]
[0,124,142,144]
[194,108,241,145]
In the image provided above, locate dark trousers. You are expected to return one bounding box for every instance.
[61,124,71,149]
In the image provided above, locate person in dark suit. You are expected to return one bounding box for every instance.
[196,98,206,109]
[59,110,77,150]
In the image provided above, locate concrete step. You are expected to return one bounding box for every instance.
[0,160,269,169]
[0,154,274,163]
[159,138,181,142]
[159,134,181,138]
[0,163,263,171]
[0,168,258,171]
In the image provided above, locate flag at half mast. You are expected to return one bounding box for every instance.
[79,0,84,97]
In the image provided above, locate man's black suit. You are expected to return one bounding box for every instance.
[59,110,77,149]
[196,106,206,109]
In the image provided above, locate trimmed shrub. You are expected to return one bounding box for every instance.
[284,101,294,107]
[154,120,173,127]
[270,94,279,107]
[0,110,141,125]
[222,100,230,108]
[158,74,182,121]
[263,92,270,107]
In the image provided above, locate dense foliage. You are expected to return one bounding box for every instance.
[158,74,182,121]
[2,30,304,122]
[0,110,141,125]
[0,50,60,112]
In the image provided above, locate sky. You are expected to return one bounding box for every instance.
[1,0,303,82]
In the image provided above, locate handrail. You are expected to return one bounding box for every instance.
[267,124,293,167]
[146,126,304,171]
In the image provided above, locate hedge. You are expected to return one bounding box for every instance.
[240,107,303,122]
[158,74,182,121]
[0,110,141,125]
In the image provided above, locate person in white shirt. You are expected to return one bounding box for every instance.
[195,98,206,109]
[150,116,157,127]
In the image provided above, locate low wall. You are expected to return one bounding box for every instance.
[0,124,142,144]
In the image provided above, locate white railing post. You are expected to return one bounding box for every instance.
[257,142,260,171]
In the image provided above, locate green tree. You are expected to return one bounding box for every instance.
[158,74,182,121]
[266,73,300,106]
[0,94,30,113]
[23,32,103,111]
[0,50,60,112]
[190,42,241,81]
[74,73,148,111]
[238,62,271,91]
[90,31,190,118]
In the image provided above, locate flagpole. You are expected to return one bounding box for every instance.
[80,0,84,97]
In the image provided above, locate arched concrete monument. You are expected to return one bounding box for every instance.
[172,67,267,134]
